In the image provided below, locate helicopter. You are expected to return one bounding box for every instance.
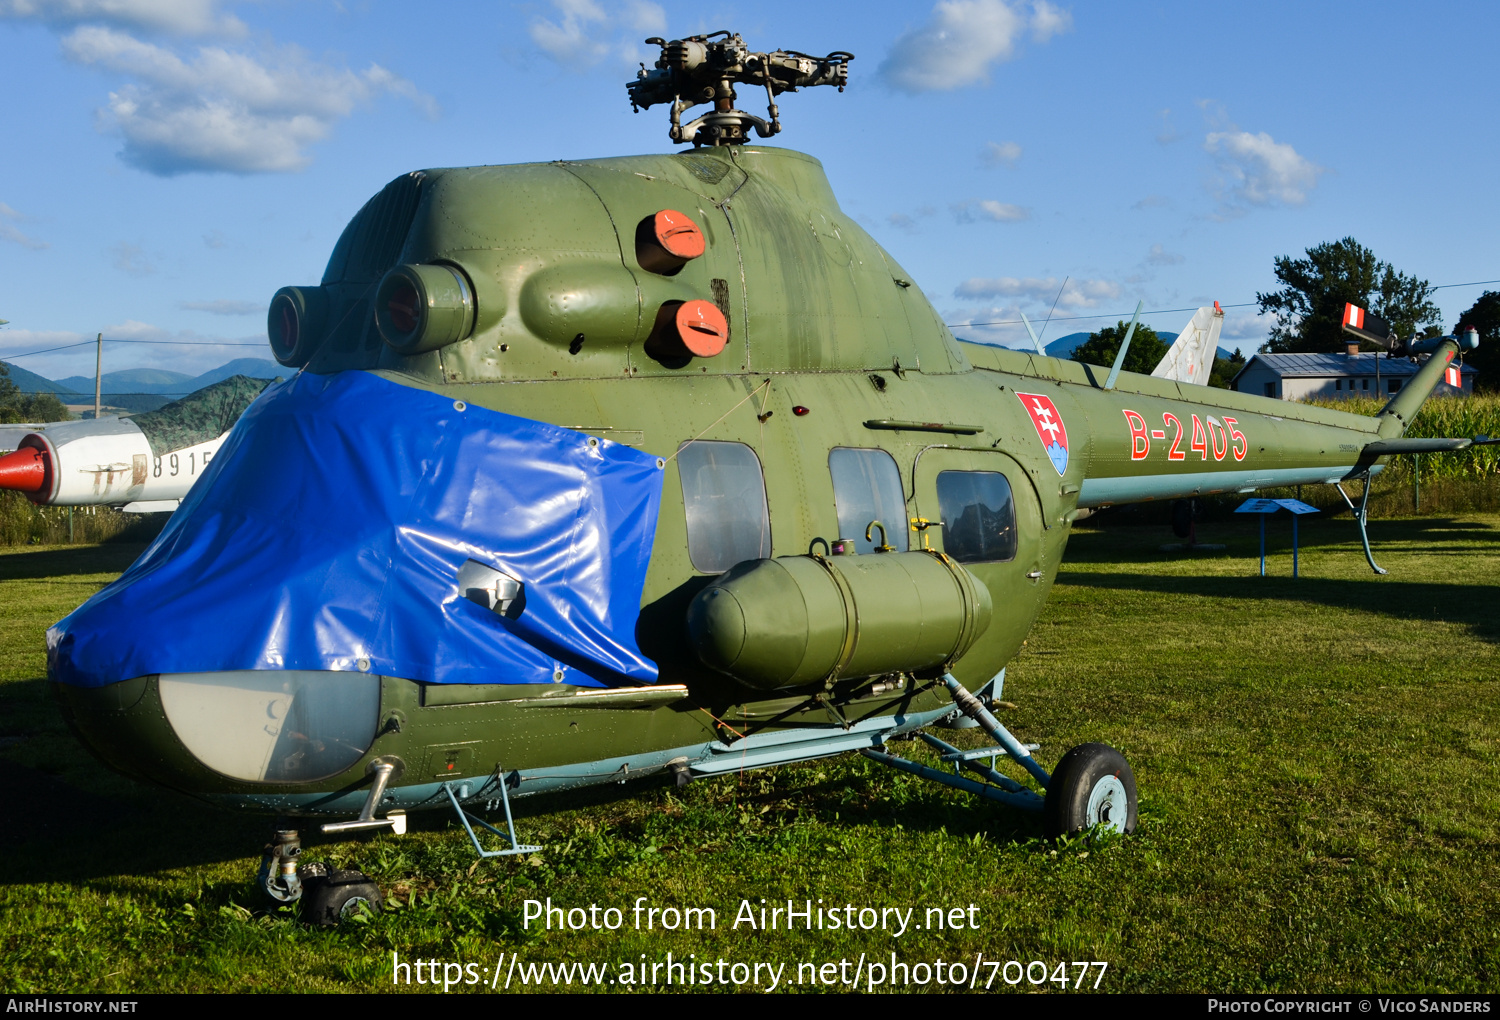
[46,31,1481,924]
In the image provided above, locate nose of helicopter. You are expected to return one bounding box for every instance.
[47,369,667,806]
[54,670,390,797]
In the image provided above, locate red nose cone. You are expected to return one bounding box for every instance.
[675,300,729,358]
[0,446,47,493]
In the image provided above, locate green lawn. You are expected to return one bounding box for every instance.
[2,513,1498,993]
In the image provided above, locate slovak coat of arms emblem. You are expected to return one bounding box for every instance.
[1015,392,1069,475]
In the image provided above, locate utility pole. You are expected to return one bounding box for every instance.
[94,332,102,420]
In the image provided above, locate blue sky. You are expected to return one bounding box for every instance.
[2,0,1497,380]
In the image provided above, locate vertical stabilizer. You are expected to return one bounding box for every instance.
[1151,303,1224,386]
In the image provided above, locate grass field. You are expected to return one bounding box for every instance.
[2,511,1499,994]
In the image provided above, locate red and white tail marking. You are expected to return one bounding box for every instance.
[1343,303,1365,329]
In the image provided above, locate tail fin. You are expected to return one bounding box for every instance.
[1377,338,1463,437]
[1151,303,1224,386]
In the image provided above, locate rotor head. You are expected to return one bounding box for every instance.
[627,31,852,147]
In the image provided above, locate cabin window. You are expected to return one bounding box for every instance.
[1389,379,1402,393]
[1362,378,1369,390]
[1264,382,1275,397]
[828,448,909,554]
[936,470,1017,563]
[1335,380,1342,390]
[677,440,772,573]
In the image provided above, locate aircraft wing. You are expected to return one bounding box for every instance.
[1151,304,1224,386]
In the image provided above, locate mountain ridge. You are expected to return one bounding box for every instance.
[7,359,283,397]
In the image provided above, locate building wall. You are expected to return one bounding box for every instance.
[1231,365,1281,398]
[1284,375,1399,401]
[1232,360,1472,401]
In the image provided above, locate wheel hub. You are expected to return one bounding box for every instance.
[1086,775,1128,834]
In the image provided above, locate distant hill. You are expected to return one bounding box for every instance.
[56,367,193,395]
[57,360,283,397]
[181,358,284,392]
[4,357,284,415]
[1043,332,1091,358]
[1,361,83,395]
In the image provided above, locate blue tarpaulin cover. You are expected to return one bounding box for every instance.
[49,370,664,689]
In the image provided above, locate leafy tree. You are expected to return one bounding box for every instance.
[1455,290,1500,393]
[0,363,72,425]
[1256,238,1440,353]
[1069,321,1168,375]
[1208,347,1245,389]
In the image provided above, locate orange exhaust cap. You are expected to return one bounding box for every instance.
[675,300,729,357]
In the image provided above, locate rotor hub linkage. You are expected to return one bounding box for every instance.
[627,31,852,147]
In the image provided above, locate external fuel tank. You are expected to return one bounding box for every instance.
[686,549,992,691]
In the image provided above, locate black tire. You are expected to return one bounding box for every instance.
[1042,743,1137,840]
[1171,499,1193,538]
[300,868,383,926]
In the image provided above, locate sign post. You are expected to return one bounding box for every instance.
[1234,498,1320,577]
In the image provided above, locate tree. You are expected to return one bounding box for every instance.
[1455,290,1500,393]
[1256,238,1441,353]
[0,363,72,424]
[1208,347,1245,389]
[1069,321,1168,375]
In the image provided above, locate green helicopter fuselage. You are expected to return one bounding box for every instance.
[54,145,1455,819]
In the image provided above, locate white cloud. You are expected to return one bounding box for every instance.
[1205,128,1323,208]
[110,240,152,275]
[980,140,1022,167]
[942,303,1032,348]
[180,298,259,315]
[952,198,1029,223]
[1132,194,1170,210]
[1155,107,1181,144]
[529,0,666,68]
[1029,1,1071,41]
[102,318,167,339]
[0,203,48,250]
[880,0,1070,93]
[886,205,937,232]
[954,275,1120,309]
[61,25,435,175]
[0,321,272,379]
[1146,243,1184,266]
[1219,308,1275,345]
[0,0,244,36]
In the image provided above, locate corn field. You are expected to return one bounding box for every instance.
[1262,392,1500,516]
[1304,392,1500,482]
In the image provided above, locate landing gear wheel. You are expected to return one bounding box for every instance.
[1042,743,1137,840]
[299,867,383,926]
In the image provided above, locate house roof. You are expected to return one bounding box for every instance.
[1231,352,1476,385]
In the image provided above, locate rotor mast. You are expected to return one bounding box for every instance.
[627,32,853,147]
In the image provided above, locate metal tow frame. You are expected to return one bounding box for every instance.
[443,770,540,859]
[861,672,1049,814]
[1336,477,1387,575]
